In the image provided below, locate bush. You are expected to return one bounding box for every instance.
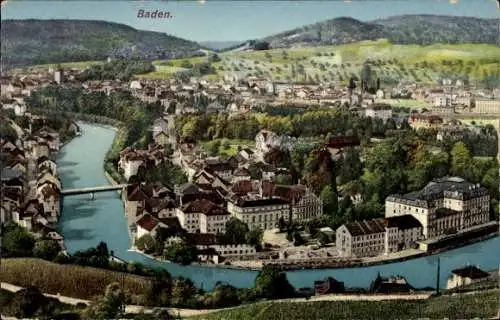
[33,239,61,261]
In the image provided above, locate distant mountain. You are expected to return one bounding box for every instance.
[262,15,498,48]
[1,19,205,69]
[199,41,244,51]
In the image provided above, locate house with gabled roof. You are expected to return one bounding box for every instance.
[36,182,61,222]
[36,171,61,190]
[135,213,166,239]
[446,266,490,290]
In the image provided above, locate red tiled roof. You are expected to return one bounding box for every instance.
[327,136,360,149]
[136,213,159,232]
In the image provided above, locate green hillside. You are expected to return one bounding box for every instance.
[1,19,204,69]
[144,40,500,85]
[187,290,500,320]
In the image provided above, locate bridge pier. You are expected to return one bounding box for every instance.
[90,192,95,200]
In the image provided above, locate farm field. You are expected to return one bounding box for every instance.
[146,40,500,85]
[187,289,500,320]
[0,258,151,301]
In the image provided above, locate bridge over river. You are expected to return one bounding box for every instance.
[61,184,130,196]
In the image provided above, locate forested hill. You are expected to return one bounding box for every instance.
[1,19,205,69]
[262,15,498,48]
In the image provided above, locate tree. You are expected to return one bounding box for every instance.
[171,278,198,307]
[338,147,362,184]
[320,185,338,216]
[164,240,198,265]
[317,232,330,246]
[208,54,221,63]
[224,217,249,244]
[253,41,270,50]
[144,270,172,307]
[5,286,52,319]
[1,224,36,257]
[451,142,472,178]
[83,283,126,320]
[275,173,293,185]
[361,63,372,91]
[245,228,263,247]
[278,217,287,231]
[135,234,156,254]
[254,265,296,299]
[247,162,262,180]
[33,239,61,261]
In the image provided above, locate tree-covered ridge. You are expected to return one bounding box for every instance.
[76,59,155,82]
[263,15,498,49]
[1,19,204,69]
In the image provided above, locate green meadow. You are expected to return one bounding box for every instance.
[145,39,500,84]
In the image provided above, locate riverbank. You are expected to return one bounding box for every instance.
[57,122,500,290]
[267,229,499,271]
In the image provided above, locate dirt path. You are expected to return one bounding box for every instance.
[0,281,435,318]
[0,282,219,317]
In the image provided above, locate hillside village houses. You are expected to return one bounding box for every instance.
[336,177,491,258]
[2,61,499,264]
[118,143,169,181]
[0,125,64,244]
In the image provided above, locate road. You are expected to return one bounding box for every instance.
[0,282,219,318]
[0,281,433,318]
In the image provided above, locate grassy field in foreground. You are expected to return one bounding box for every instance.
[148,40,500,84]
[0,258,151,300]
[187,290,500,320]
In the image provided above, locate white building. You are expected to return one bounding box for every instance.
[385,177,490,239]
[135,213,164,239]
[446,266,490,290]
[365,103,393,123]
[227,197,290,231]
[336,219,386,258]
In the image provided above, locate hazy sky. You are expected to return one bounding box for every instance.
[1,0,498,42]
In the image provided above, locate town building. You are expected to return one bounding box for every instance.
[336,218,386,257]
[473,99,500,114]
[385,177,490,238]
[446,266,490,290]
[365,103,392,122]
[384,215,423,254]
[227,197,290,231]
[408,114,444,129]
[314,277,345,295]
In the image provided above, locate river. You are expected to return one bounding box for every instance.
[57,123,500,291]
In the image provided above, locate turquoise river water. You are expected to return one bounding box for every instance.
[57,123,500,291]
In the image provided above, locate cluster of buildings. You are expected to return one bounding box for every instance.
[336,177,491,258]
[120,127,323,261]
[0,122,76,247]
[125,172,323,260]
[118,143,170,181]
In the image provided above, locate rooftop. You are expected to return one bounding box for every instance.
[451,266,489,279]
[344,218,386,237]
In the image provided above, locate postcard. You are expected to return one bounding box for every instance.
[0,1,499,319]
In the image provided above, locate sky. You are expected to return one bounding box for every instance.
[1,0,499,42]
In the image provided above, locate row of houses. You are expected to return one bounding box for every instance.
[336,177,491,258]
[1,126,64,241]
